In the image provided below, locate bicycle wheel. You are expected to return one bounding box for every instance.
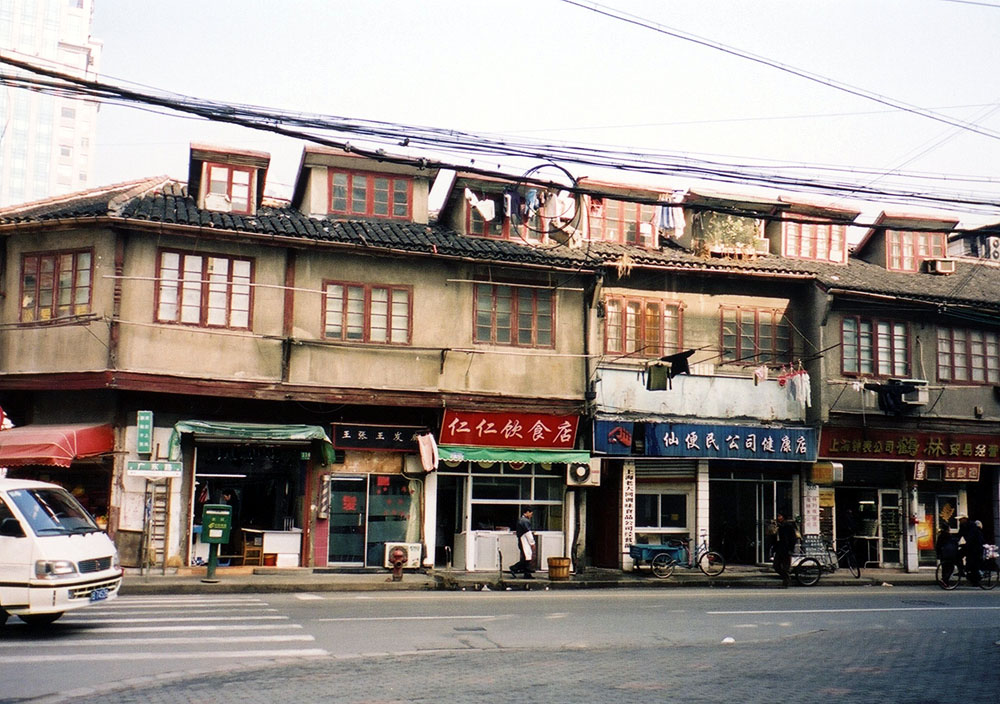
[795,558,822,586]
[698,551,726,577]
[650,552,676,579]
[979,566,997,590]
[936,562,960,590]
[844,550,861,578]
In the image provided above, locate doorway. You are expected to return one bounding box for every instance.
[326,474,422,567]
[710,477,792,565]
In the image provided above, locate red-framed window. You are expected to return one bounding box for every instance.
[155,250,253,329]
[466,192,507,239]
[328,170,412,220]
[20,249,93,323]
[206,162,253,214]
[937,327,1000,384]
[604,296,682,357]
[323,281,412,345]
[782,219,847,263]
[841,316,909,377]
[588,197,657,246]
[720,307,792,365]
[474,283,554,348]
[886,230,947,272]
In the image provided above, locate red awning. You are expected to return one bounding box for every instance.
[0,423,115,468]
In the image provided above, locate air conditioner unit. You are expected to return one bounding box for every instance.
[891,378,929,406]
[567,458,601,487]
[987,236,1000,261]
[925,258,956,275]
[383,542,422,569]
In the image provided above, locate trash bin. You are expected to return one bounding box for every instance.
[547,556,571,580]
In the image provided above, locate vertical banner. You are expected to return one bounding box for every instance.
[621,461,636,568]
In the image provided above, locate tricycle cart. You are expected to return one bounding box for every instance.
[629,538,726,579]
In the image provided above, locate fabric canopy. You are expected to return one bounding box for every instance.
[0,423,115,468]
[168,420,335,465]
[439,444,591,464]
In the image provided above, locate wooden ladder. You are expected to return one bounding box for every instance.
[143,480,171,574]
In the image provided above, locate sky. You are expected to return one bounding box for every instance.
[88,0,1000,226]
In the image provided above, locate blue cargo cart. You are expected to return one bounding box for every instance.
[629,538,726,579]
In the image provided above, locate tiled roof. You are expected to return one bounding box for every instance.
[2,180,999,311]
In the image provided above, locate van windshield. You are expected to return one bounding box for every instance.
[7,488,100,536]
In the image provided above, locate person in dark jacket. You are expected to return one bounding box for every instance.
[508,507,535,579]
[958,516,984,585]
[936,523,959,585]
[773,513,798,587]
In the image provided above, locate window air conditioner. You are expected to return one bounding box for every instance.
[987,237,1000,261]
[383,542,423,569]
[891,378,929,406]
[925,258,956,275]
[567,458,601,487]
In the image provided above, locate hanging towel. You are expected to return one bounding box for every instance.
[417,432,439,472]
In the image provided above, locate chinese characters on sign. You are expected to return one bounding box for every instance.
[943,462,980,482]
[636,422,817,461]
[622,461,636,558]
[331,424,421,452]
[821,428,999,462]
[439,410,579,449]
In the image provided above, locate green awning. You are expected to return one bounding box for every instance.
[168,421,335,465]
[439,445,590,464]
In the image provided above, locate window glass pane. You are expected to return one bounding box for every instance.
[660,494,687,528]
[351,176,367,214]
[495,287,512,344]
[390,289,409,343]
[345,286,364,340]
[209,165,228,195]
[536,291,552,347]
[325,284,344,337]
[636,494,658,528]
[605,299,622,354]
[472,476,530,500]
[332,173,348,212]
[180,255,203,324]
[373,178,389,216]
[370,287,388,342]
[858,320,874,374]
[392,181,409,217]
[644,302,661,355]
[206,257,229,325]
[842,318,858,373]
[625,301,641,353]
[475,284,493,342]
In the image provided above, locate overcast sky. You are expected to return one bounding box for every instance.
[90,0,1000,224]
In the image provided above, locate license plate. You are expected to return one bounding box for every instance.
[90,587,108,602]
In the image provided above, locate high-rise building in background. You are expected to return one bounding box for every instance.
[0,0,102,207]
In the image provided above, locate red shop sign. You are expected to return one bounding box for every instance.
[439,410,579,449]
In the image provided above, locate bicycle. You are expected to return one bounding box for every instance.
[630,537,726,579]
[790,535,860,586]
[936,554,999,591]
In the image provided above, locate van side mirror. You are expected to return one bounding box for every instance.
[0,517,25,537]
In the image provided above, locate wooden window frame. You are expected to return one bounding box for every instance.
[465,191,508,239]
[937,326,1000,384]
[886,230,947,272]
[720,306,792,366]
[19,248,93,323]
[206,162,254,215]
[474,283,555,349]
[322,280,413,345]
[603,295,682,357]
[588,197,657,246]
[781,219,847,263]
[328,169,413,220]
[841,315,910,377]
[154,249,254,330]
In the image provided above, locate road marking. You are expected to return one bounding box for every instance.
[707,606,1000,615]
[295,593,325,600]
[0,635,315,647]
[72,615,289,624]
[317,615,501,622]
[82,624,303,633]
[0,649,329,663]
[70,608,279,617]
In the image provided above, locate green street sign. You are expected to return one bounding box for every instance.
[137,410,154,454]
[126,460,182,478]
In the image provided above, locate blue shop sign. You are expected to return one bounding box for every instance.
[646,422,817,461]
[593,420,636,455]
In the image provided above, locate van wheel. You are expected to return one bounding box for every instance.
[19,612,63,626]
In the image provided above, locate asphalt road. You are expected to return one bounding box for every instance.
[2,586,998,703]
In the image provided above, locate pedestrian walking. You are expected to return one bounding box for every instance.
[936,523,958,585]
[773,513,798,587]
[509,507,535,579]
[958,515,984,586]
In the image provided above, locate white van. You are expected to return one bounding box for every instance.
[0,478,123,627]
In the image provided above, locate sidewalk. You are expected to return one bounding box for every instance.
[119,563,940,595]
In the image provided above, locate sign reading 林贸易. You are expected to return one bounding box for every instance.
[331,424,421,452]
[821,427,1000,462]
[439,410,579,449]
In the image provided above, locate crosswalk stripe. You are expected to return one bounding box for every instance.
[0,649,329,663]
[70,615,288,624]
[83,624,303,633]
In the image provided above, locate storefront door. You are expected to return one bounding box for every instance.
[710,477,792,565]
[879,490,903,566]
[327,477,366,565]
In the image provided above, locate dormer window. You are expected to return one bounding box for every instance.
[588,197,656,246]
[329,170,412,220]
[207,163,253,214]
[887,230,946,272]
[782,218,847,263]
